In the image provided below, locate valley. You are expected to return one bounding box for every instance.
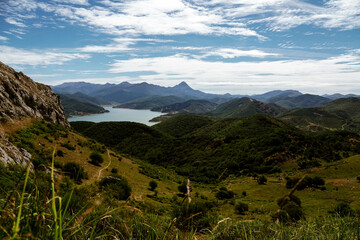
[1,62,360,239]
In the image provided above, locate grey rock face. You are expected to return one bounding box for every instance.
[0,61,69,127]
[0,61,69,169]
[0,135,33,170]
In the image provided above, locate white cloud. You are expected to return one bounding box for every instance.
[78,38,173,53]
[0,36,8,41]
[0,46,90,66]
[54,0,89,5]
[201,48,279,58]
[5,17,26,27]
[108,51,360,94]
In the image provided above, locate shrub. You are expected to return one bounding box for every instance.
[149,180,158,191]
[283,202,304,221]
[63,162,87,183]
[111,168,118,174]
[277,195,301,207]
[89,152,104,166]
[57,149,64,157]
[311,176,325,187]
[235,202,249,215]
[99,174,131,200]
[334,202,353,217]
[178,182,188,195]
[257,175,267,185]
[60,142,75,150]
[356,176,360,182]
[215,187,234,200]
[286,176,325,190]
[242,191,247,197]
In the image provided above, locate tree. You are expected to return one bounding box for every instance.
[149,180,158,191]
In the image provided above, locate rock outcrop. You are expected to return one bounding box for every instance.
[0,61,69,168]
[0,61,69,127]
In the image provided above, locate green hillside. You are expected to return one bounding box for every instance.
[60,94,109,117]
[267,94,331,108]
[279,97,360,133]
[152,99,218,114]
[72,115,360,183]
[210,97,285,118]
[3,118,360,239]
[152,115,214,137]
[115,95,184,109]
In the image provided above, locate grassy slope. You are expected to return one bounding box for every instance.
[3,119,360,239]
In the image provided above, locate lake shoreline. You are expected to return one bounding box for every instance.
[67,107,163,126]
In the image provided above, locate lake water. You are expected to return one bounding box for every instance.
[67,107,162,126]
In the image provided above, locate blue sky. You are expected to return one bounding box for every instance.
[0,0,359,95]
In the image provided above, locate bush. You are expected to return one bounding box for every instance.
[89,152,104,166]
[257,175,267,185]
[149,180,158,191]
[215,187,235,200]
[334,202,353,217]
[111,168,118,174]
[283,202,304,221]
[178,182,188,195]
[356,176,360,182]
[277,195,301,207]
[57,149,64,157]
[286,176,325,190]
[235,202,249,215]
[63,162,87,183]
[99,174,131,200]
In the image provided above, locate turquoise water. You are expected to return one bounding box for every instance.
[67,107,162,126]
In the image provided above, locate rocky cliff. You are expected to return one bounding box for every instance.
[0,62,69,127]
[0,61,69,168]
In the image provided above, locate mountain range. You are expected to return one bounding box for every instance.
[52,81,360,133]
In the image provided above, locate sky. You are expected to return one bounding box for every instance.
[0,0,359,95]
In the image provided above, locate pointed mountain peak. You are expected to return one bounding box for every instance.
[174,81,192,89]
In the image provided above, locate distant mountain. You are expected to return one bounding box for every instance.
[210,97,285,118]
[52,81,229,104]
[252,90,302,101]
[267,94,331,109]
[52,81,117,95]
[60,92,110,106]
[114,95,184,110]
[152,99,218,114]
[323,93,359,100]
[59,94,109,117]
[278,97,360,132]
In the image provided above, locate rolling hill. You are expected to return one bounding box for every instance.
[114,95,184,110]
[59,94,109,117]
[267,94,331,108]
[278,97,360,133]
[210,97,285,118]
[152,99,218,114]
[72,114,360,183]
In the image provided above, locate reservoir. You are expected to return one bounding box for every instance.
[67,107,162,126]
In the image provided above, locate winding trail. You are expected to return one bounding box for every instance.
[97,149,112,180]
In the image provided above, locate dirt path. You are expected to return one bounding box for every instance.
[97,150,112,180]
